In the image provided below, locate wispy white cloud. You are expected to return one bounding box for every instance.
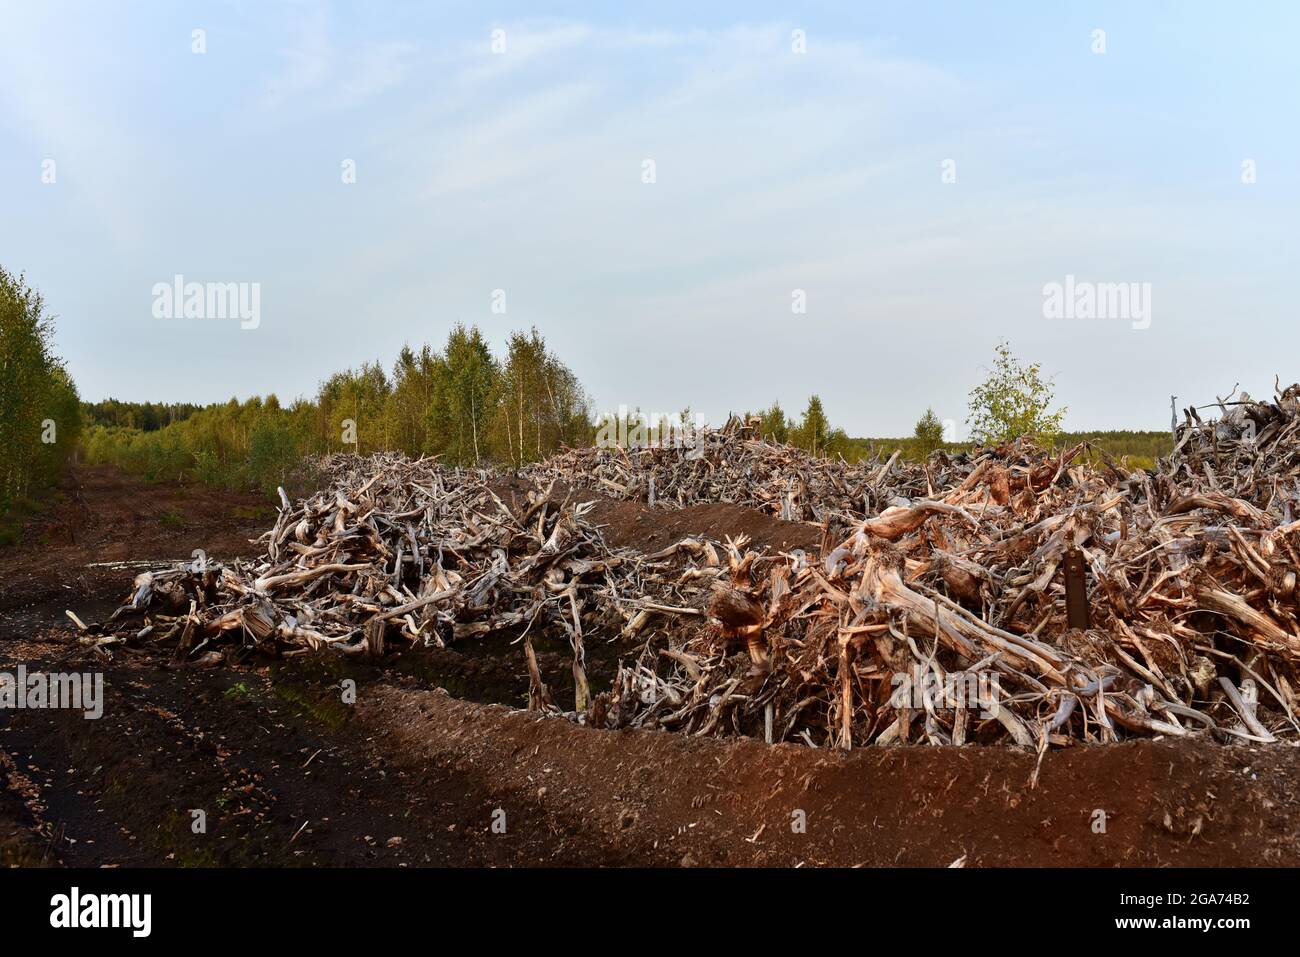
[257,5,414,114]
[260,5,332,110]
[462,22,595,83]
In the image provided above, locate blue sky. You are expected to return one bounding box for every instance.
[2,1,1298,435]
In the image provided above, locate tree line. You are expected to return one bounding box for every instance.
[0,266,81,532]
[83,398,205,431]
[81,325,594,493]
[741,395,851,457]
[82,336,1173,496]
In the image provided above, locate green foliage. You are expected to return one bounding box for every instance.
[758,401,788,443]
[913,407,944,455]
[442,324,497,464]
[246,413,301,491]
[737,396,851,459]
[82,398,202,431]
[966,341,1066,445]
[791,395,831,456]
[317,361,391,454]
[0,267,81,520]
[384,344,443,456]
[491,327,590,466]
[81,396,314,493]
[83,324,595,491]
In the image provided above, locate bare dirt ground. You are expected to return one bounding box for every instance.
[3,465,1298,867]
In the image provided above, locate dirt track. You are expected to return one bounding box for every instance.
[3,466,1298,867]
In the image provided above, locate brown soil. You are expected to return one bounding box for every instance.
[588,499,821,553]
[366,686,1300,866]
[0,465,271,618]
[3,465,1298,867]
[489,473,823,553]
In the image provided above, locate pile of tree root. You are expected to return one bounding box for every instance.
[524,417,928,524]
[594,389,1300,748]
[101,454,715,712]
[100,386,1300,748]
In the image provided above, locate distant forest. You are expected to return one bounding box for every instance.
[848,430,1171,470]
